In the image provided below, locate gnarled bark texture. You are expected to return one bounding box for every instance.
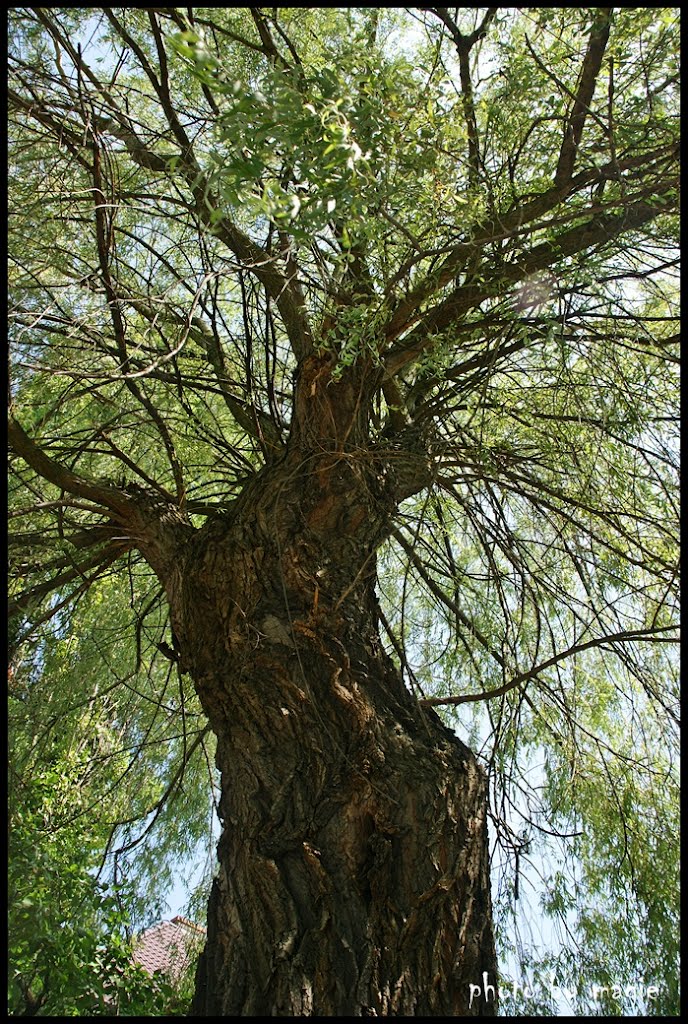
[137,356,497,1016]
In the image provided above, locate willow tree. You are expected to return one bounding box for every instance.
[8,7,679,1017]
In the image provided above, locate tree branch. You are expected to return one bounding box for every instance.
[8,418,130,514]
[553,8,613,187]
[423,8,498,186]
[420,626,678,707]
[384,179,679,375]
[382,140,677,345]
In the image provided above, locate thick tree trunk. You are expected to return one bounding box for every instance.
[191,632,496,1016]
[142,358,497,1015]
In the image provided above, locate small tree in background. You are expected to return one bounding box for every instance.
[8,662,191,1016]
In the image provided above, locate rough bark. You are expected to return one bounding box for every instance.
[192,621,496,1017]
[10,348,497,1015]
[128,356,498,1016]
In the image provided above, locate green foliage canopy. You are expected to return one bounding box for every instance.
[8,7,679,1015]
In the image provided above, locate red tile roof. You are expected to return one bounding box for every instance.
[133,916,205,981]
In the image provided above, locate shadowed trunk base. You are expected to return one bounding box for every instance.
[187,604,496,1016]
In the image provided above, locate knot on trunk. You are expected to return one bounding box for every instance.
[377,422,434,501]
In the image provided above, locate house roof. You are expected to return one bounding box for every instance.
[133,916,205,981]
